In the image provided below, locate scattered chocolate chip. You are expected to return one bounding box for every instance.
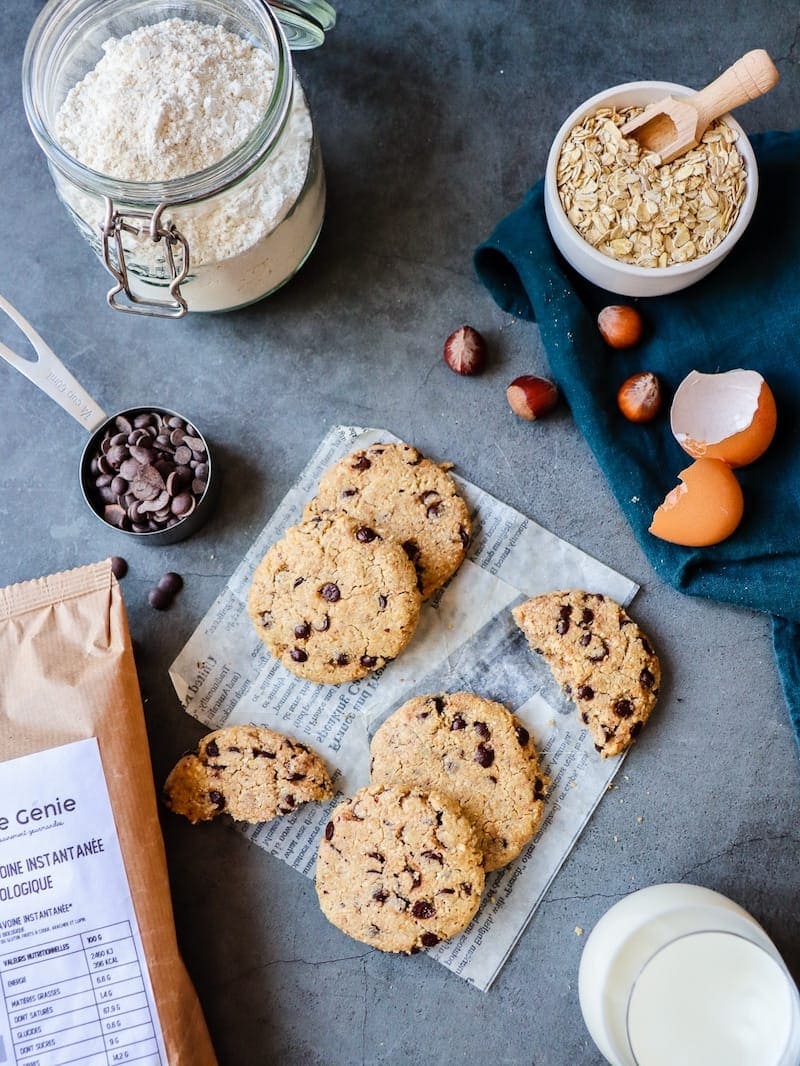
[147,586,172,611]
[334,653,350,666]
[534,777,546,800]
[372,889,389,903]
[515,725,530,747]
[293,576,305,588]
[320,582,341,602]
[630,721,644,738]
[205,740,220,757]
[556,618,570,635]
[253,749,275,758]
[208,790,225,810]
[614,698,634,718]
[641,637,653,655]
[401,540,420,562]
[158,571,183,595]
[437,888,455,895]
[341,488,357,497]
[368,851,385,863]
[281,795,296,809]
[577,685,594,700]
[579,633,591,647]
[294,622,311,639]
[450,714,466,731]
[417,711,431,720]
[559,604,573,620]
[421,851,443,865]
[289,772,306,781]
[325,821,334,840]
[420,932,440,948]
[351,456,371,471]
[474,742,495,768]
[411,900,435,920]
[431,696,445,714]
[594,743,604,753]
[290,648,308,663]
[640,667,655,688]
[110,556,128,579]
[459,526,470,549]
[581,712,589,724]
[356,526,377,543]
[260,611,273,628]
[460,882,472,896]
[474,721,490,739]
[378,594,387,611]
[360,655,378,668]
[581,608,594,625]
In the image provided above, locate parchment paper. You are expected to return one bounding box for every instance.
[169,426,638,990]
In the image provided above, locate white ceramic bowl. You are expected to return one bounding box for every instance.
[544,81,758,297]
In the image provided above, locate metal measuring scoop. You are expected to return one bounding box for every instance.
[621,50,779,164]
[0,294,217,545]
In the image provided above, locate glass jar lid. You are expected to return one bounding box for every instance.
[272,0,336,49]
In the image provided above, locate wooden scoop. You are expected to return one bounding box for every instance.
[620,50,779,164]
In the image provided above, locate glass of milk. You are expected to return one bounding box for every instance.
[578,883,800,1066]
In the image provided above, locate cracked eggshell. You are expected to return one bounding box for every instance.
[649,458,744,547]
[670,369,777,468]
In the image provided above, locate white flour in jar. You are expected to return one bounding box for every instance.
[53,18,324,310]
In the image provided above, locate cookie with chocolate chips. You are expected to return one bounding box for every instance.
[513,591,660,757]
[163,725,333,824]
[248,511,421,684]
[303,442,471,600]
[370,693,547,871]
[315,784,484,953]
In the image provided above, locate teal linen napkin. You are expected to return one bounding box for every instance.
[474,131,800,752]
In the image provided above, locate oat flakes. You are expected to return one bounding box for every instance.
[556,106,746,267]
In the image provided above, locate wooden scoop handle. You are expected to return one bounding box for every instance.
[694,49,779,132]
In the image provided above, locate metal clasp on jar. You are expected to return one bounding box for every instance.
[101,199,191,318]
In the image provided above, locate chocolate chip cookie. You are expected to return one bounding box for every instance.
[316,784,484,953]
[248,511,422,684]
[370,693,547,871]
[163,725,334,824]
[304,442,471,600]
[513,591,660,757]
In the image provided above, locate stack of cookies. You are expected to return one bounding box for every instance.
[247,441,472,684]
[315,691,548,954]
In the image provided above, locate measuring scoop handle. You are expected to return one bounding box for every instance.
[694,49,780,130]
[0,294,107,433]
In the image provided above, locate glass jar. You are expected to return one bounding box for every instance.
[22,0,333,317]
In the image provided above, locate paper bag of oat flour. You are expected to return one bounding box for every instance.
[0,559,217,1066]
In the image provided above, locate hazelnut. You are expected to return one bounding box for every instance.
[617,372,662,423]
[506,375,559,421]
[598,305,644,349]
[443,326,487,375]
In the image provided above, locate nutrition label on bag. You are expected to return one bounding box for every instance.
[0,740,167,1066]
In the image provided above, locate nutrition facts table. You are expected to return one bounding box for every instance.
[0,921,164,1066]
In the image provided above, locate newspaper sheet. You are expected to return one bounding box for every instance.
[169,426,638,991]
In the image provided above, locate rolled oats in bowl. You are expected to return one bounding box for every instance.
[556,106,747,268]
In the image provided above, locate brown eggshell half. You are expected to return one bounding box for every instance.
[670,369,777,468]
[649,458,744,547]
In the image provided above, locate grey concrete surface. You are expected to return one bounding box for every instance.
[1,2,799,1063]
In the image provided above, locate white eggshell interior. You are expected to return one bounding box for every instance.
[670,369,764,446]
